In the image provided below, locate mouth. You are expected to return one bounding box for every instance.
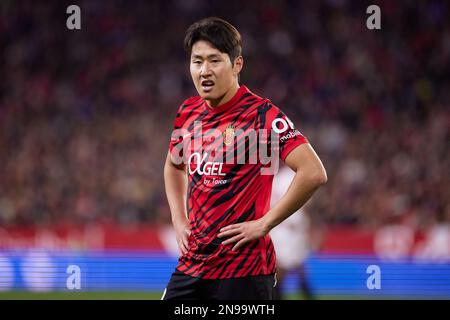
[201,80,215,92]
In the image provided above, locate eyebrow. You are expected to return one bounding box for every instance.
[191,54,222,60]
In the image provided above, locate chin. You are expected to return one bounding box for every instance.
[199,92,216,100]
[197,87,223,103]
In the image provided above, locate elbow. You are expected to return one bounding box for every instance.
[319,174,328,187]
[309,168,328,188]
[317,168,328,186]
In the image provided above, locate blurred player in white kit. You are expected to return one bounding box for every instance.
[270,165,315,300]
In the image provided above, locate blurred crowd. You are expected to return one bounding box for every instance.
[0,0,449,229]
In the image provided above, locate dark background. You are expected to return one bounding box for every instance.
[0,0,448,232]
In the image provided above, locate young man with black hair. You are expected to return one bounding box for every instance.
[163,17,327,300]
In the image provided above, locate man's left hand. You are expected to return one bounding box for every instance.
[217,218,270,251]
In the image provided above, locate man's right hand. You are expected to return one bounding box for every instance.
[174,220,191,255]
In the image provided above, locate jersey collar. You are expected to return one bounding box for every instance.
[204,85,249,113]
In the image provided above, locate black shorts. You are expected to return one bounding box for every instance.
[162,270,277,300]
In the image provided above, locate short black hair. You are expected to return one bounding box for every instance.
[184,17,242,64]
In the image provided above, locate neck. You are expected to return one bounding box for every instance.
[206,83,240,108]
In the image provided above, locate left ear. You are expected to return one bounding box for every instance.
[233,56,244,75]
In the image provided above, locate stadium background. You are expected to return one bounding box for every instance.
[0,0,449,299]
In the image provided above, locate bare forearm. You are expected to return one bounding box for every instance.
[217,143,327,251]
[164,160,188,227]
[218,172,326,251]
[164,154,192,254]
[262,171,326,231]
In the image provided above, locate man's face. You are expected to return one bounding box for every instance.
[190,40,242,107]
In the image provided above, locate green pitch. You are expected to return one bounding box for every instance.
[0,291,164,300]
[0,291,379,300]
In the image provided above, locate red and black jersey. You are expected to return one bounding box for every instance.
[168,85,308,279]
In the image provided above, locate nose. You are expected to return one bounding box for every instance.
[200,61,212,77]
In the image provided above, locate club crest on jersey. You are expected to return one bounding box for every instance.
[223,125,235,146]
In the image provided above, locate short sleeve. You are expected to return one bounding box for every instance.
[168,103,185,154]
[265,103,308,161]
